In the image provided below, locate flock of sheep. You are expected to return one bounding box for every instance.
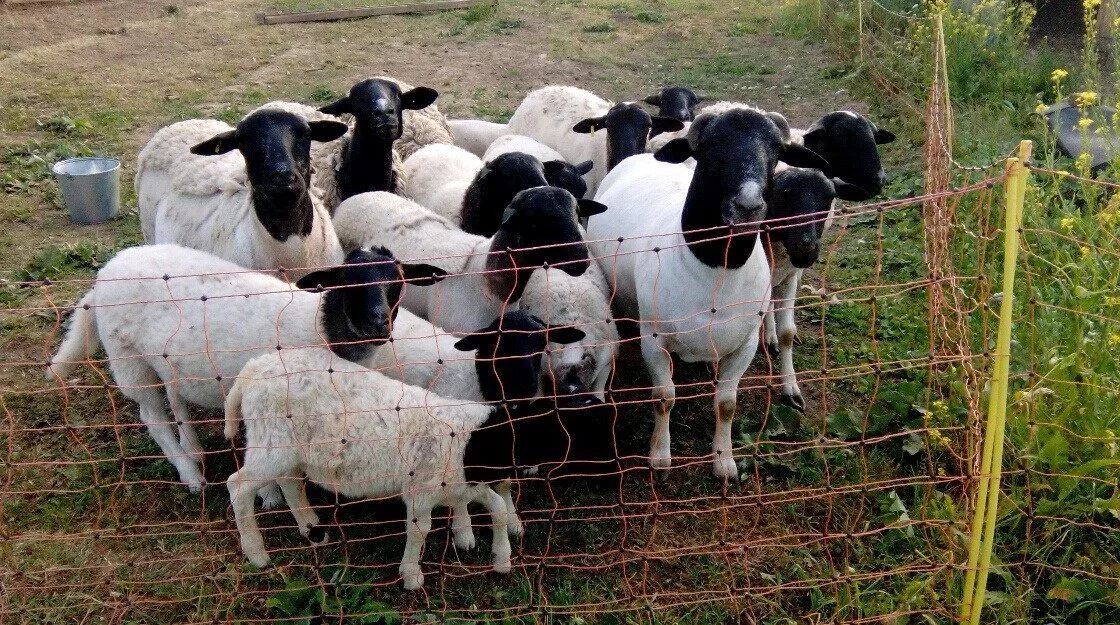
[45,76,894,589]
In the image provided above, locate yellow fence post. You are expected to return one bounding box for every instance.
[958,139,1032,624]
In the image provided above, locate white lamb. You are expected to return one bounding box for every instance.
[223,348,512,589]
[332,188,604,334]
[45,244,446,492]
[400,143,484,223]
[135,108,349,280]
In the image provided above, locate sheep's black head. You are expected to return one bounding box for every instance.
[320,78,438,140]
[190,109,348,240]
[454,311,585,406]
[461,152,551,236]
[765,168,833,269]
[642,86,704,126]
[573,102,684,169]
[543,159,593,200]
[492,187,607,291]
[800,111,895,199]
[295,247,446,362]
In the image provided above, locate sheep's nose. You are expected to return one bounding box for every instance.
[270,170,299,188]
[875,170,888,189]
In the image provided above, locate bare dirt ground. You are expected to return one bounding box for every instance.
[0,1,891,622]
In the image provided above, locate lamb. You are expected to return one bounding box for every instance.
[760,110,896,409]
[447,86,682,195]
[46,244,446,492]
[135,108,349,280]
[587,107,829,478]
[253,78,440,212]
[399,144,591,236]
[483,135,594,200]
[641,86,704,132]
[224,341,617,588]
[332,188,606,334]
[518,264,618,401]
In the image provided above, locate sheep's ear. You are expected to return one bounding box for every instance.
[401,86,439,111]
[651,116,685,133]
[874,128,897,144]
[692,92,706,103]
[767,112,792,141]
[309,120,349,143]
[295,268,343,291]
[573,159,594,176]
[398,262,447,285]
[577,199,608,218]
[545,326,585,344]
[653,138,693,163]
[542,160,568,178]
[779,143,830,170]
[642,93,662,106]
[834,180,875,201]
[572,116,606,134]
[499,206,519,227]
[801,127,827,145]
[453,335,484,352]
[319,96,352,116]
[190,129,238,156]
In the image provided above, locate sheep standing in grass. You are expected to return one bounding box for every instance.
[332,188,606,334]
[46,245,445,492]
[135,109,349,280]
[254,78,440,211]
[587,107,829,478]
[400,144,591,236]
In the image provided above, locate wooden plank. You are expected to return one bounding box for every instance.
[255,0,491,25]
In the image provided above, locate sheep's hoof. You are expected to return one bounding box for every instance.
[649,453,672,471]
[184,476,206,493]
[778,392,806,412]
[506,514,524,537]
[246,551,271,569]
[258,484,284,510]
[306,525,329,546]
[763,340,780,356]
[712,455,739,481]
[492,556,512,574]
[454,529,477,551]
[400,564,424,590]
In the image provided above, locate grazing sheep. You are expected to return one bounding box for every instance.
[46,245,445,492]
[587,107,828,478]
[333,188,606,334]
[642,86,704,131]
[136,109,349,280]
[483,135,594,200]
[224,343,618,588]
[255,79,439,211]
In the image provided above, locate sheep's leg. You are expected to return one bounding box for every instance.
[477,487,513,574]
[640,333,676,470]
[227,467,274,568]
[711,333,761,480]
[591,348,612,401]
[763,299,778,356]
[277,475,324,544]
[399,498,434,590]
[451,499,476,551]
[773,272,805,411]
[495,480,523,536]
[109,354,203,491]
[166,386,204,463]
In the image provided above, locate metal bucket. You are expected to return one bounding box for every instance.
[52,157,121,224]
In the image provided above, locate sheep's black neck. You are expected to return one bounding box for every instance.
[463,409,515,484]
[606,130,645,171]
[337,129,396,202]
[483,231,530,304]
[458,180,492,236]
[679,170,757,269]
[251,187,315,242]
[319,289,378,364]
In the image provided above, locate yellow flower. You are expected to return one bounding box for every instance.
[1076,91,1100,108]
[1035,103,1049,114]
[1079,117,1094,129]
[1085,0,1102,11]
[1109,333,1120,347]
[1080,245,1092,258]
[1060,216,1077,231]
[1101,211,1120,228]
[1051,68,1070,83]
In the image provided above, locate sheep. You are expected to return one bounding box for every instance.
[253,79,440,212]
[399,144,591,236]
[447,86,682,195]
[587,107,829,478]
[46,244,446,492]
[483,135,594,200]
[367,309,588,540]
[135,108,349,280]
[449,119,510,157]
[224,343,617,588]
[332,188,606,334]
[641,86,704,133]
[382,76,454,160]
[759,110,895,409]
[518,264,618,401]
